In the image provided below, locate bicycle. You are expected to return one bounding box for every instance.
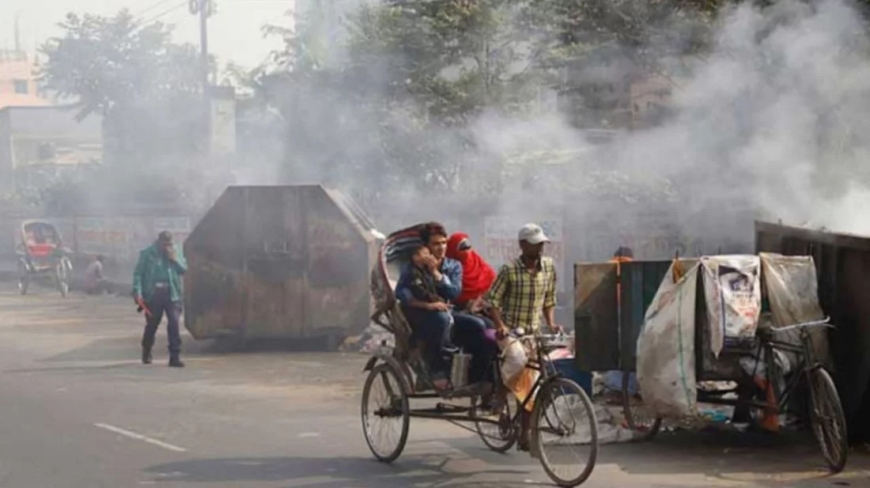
[362,330,599,487]
[756,317,848,472]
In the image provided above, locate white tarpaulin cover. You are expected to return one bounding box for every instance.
[701,255,762,357]
[760,252,832,370]
[636,260,699,417]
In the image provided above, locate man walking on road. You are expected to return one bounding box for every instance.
[133,231,187,368]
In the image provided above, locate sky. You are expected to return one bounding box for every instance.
[1,0,294,70]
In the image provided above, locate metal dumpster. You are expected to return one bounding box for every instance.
[182,185,381,344]
[755,220,870,442]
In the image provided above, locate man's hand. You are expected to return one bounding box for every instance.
[422,255,440,273]
[133,294,143,306]
[166,246,177,262]
[428,302,450,312]
[549,323,565,335]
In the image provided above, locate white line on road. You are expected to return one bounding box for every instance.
[94,423,188,452]
[298,432,321,438]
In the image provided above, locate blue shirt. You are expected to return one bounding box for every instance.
[396,257,462,306]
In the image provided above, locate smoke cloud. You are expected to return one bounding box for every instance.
[233,0,870,263]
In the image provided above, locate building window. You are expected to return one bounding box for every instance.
[13,80,28,94]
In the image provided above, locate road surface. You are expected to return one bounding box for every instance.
[0,283,867,488]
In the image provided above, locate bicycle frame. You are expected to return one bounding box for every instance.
[760,319,831,415]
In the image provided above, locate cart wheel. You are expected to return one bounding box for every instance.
[473,392,518,453]
[56,264,69,298]
[621,372,662,441]
[808,367,848,473]
[17,262,29,296]
[532,377,598,487]
[361,363,409,463]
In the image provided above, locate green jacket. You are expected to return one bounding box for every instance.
[132,243,187,303]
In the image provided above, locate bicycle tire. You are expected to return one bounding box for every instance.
[361,363,410,463]
[532,377,598,487]
[807,367,848,472]
[474,395,518,453]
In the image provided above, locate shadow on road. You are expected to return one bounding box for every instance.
[145,456,528,487]
[596,429,870,485]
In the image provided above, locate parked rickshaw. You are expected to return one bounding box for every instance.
[16,220,73,297]
[362,224,599,487]
[576,253,848,473]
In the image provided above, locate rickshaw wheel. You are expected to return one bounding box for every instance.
[17,263,29,296]
[56,260,70,298]
[532,377,598,487]
[361,363,410,463]
[473,392,518,453]
[621,372,662,441]
[808,367,848,473]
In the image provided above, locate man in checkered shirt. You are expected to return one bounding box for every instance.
[488,223,563,451]
[489,223,564,337]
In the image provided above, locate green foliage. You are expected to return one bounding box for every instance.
[38,10,206,169]
[39,10,202,119]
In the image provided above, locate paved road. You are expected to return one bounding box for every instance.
[0,283,868,488]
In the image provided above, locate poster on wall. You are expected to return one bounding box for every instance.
[483,216,565,293]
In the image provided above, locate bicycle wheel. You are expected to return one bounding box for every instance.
[56,264,69,297]
[807,367,848,472]
[621,371,662,441]
[474,393,518,453]
[361,363,410,463]
[532,377,598,487]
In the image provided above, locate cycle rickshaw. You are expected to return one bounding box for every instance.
[577,254,848,473]
[361,223,599,487]
[16,220,73,297]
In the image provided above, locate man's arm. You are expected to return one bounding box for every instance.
[171,252,188,275]
[437,260,462,302]
[132,251,146,299]
[487,265,511,330]
[543,262,560,333]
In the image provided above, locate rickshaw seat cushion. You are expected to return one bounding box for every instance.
[28,244,56,258]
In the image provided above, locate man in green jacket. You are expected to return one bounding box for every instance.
[133,231,188,367]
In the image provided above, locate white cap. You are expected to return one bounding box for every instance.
[518,223,550,245]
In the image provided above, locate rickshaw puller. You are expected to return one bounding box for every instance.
[489,223,563,451]
[132,231,188,368]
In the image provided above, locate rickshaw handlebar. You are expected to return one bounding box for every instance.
[767,317,833,333]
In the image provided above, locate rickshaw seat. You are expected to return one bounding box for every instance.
[28,244,56,258]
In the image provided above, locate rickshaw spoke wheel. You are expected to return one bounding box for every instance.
[361,363,409,463]
[533,378,598,487]
[622,372,662,441]
[473,391,518,453]
[808,367,848,473]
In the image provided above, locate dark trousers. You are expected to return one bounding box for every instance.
[141,287,182,356]
[453,312,497,384]
[403,308,454,379]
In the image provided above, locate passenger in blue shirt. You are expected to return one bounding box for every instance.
[396,223,463,390]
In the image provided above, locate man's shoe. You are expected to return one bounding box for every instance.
[169,358,185,368]
[142,349,152,365]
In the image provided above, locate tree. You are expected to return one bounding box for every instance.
[39,10,206,168]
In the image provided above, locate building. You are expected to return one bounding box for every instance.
[0,50,48,109]
[0,106,103,193]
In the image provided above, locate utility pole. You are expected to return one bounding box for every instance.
[189,0,213,153]
[188,0,212,98]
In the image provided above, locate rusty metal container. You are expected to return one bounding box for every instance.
[182,185,381,343]
[755,220,870,442]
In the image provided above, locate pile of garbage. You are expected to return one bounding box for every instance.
[340,324,394,353]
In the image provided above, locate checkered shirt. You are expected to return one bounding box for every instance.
[487,256,557,332]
